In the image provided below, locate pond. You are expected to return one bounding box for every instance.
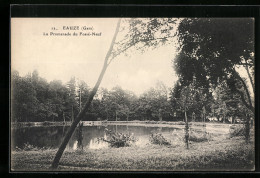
[11,125,184,150]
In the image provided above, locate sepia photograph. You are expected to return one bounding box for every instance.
[10,17,255,171]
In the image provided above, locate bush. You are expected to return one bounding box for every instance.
[189,130,209,142]
[149,133,171,145]
[98,128,137,148]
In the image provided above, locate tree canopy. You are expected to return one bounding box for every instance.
[174,18,254,113]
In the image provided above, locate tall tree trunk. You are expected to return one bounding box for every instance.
[71,105,74,122]
[79,88,82,112]
[51,18,121,169]
[63,111,65,124]
[159,110,162,122]
[184,108,189,149]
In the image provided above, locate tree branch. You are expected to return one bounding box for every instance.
[111,35,176,60]
[238,63,254,67]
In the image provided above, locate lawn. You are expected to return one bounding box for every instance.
[11,134,254,171]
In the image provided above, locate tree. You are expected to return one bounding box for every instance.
[97,86,134,121]
[174,83,196,149]
[175,18,254,114]
[99,88,110,120]
[76,80,90,112]
[211,80,242,123]
[141,82,171,121]
[11,72,40,122]
[51,18,179,168]
[174,18,254,144]
[51,19,122,169]
[170,78,212,122]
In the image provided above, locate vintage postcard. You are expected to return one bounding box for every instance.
[10,17,255,171]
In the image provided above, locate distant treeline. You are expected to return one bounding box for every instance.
[11,70,175,122]
[11,70,247,123]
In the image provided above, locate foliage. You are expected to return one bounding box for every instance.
[136,82,171,121]
[111,18,177,59]
[149,133,171,145]
[98,128,137,148]
[175,18,254,113]
[11,70,176,123]
[11,70,90,123]
[12,18,254,125]
[211,80,245,122]
[170,79,213,122]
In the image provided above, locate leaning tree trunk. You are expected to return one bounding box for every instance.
[51,19,121,169]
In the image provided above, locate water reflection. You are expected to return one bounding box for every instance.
[88,137,109,149]
[76,122,84,150]
[11,125,182,150]
[73,140,78,150]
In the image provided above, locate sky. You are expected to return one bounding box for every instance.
[11,18,179,96]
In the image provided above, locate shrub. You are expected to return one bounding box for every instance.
[149,133,171,145]
[189,134,208,142]
[98,128,137,148]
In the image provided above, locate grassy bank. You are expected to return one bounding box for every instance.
[11,136,254,171]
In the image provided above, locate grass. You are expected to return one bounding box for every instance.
[229,124,245,138]
[11,136,254,171]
